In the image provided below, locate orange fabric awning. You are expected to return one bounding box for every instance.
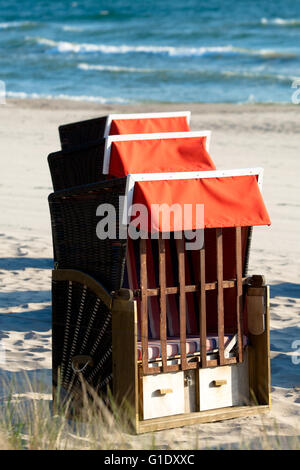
[109,116,190,136]
[131,175,271,232]
[108,136,215,177]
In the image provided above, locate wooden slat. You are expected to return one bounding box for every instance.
[206,359,219,368]
[137,405,270,434]
[140,357,198,372]
[137,352,236,366]
[216,228,225,366]
[176,237,188,370]
[199,247,207,368]
[140,278,248,297]
[223,357,238,365]
[247,287,266,335]
[112,296,138,427]
[142,364,180,375]
[236,227,243,362]
[140,239,149,374]
[248,286,271,406]
[158,236,167,371]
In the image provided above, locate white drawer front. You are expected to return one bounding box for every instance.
[199,355,249,411]
[143,371,185,420]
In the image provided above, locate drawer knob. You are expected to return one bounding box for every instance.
[212,379,227,387]
[157,388,173,395]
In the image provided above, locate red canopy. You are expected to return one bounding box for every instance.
[131,174,271,232]
[106,134,215,176]
[109,115,190,136]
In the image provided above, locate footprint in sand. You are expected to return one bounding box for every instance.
[270,302,279,308]
[30,347,49,353]
[0,332,9,339]
[24,331,40,340]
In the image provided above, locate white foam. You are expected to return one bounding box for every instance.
[6,90,129,104]
[222,70,299,83]
[0,21,33,29]
[261,17,300,26]
[27,37,297,58]
[78,63,153,73]
[62,25,83,32]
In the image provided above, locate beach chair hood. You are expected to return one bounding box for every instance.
[103,131,214,176]
[105,111,191,137]
[127,170,271,233]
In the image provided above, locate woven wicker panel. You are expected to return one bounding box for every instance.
[48,140,106,191]
[52,277,112,405]
[59,116,107,150]
[49,178,128,292]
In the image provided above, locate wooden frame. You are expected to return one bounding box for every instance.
[136,228,247,376]
[112,272,270,434]
[112,230,270,433]
[52,267,270,434]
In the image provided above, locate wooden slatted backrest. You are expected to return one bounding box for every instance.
[138,227,247,375]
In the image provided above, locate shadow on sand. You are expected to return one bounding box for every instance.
[0,257,53,270]
[270,283,300,299]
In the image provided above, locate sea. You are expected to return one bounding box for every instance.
[0,0,300,104]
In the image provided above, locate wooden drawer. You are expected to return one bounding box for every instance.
[142,371,185,420]
[199,353,249,411]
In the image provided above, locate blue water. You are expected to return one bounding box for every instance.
[1,0,300,104]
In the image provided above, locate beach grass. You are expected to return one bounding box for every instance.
[0,371,135,450]
[0,371,299,450]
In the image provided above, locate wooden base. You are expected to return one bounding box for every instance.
[136,404,270,434]
[112,281,271,435]
[51,270,270,436]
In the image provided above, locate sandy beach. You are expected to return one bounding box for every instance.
[0,98,299,449]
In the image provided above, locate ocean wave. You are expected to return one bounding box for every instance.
[261,17,300,26]
[78,63,154,73]
[26,36,298,59]
[77,63,299,83]
[222,70,299,83]
[6,91,129,104]
[0,21,35,30]
[62,25,83,32]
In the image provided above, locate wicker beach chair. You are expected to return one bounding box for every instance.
[48,125,210,192]
[48,130,213,190]
[50,168,271,433]
[58,111,191,150]
[50,112,191,191]
[49,132,215,286]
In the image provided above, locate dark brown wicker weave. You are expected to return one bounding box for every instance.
[243,226,253,277]
[52,270,113,406]
[59,116,107,150]
[48,178,127,292]
[48,139,105,192]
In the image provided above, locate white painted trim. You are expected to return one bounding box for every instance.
[121,167,264,225]
[103,111,191,138]
[121,174,136,226]
[224,334,238,358]
[103,130,212,174]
